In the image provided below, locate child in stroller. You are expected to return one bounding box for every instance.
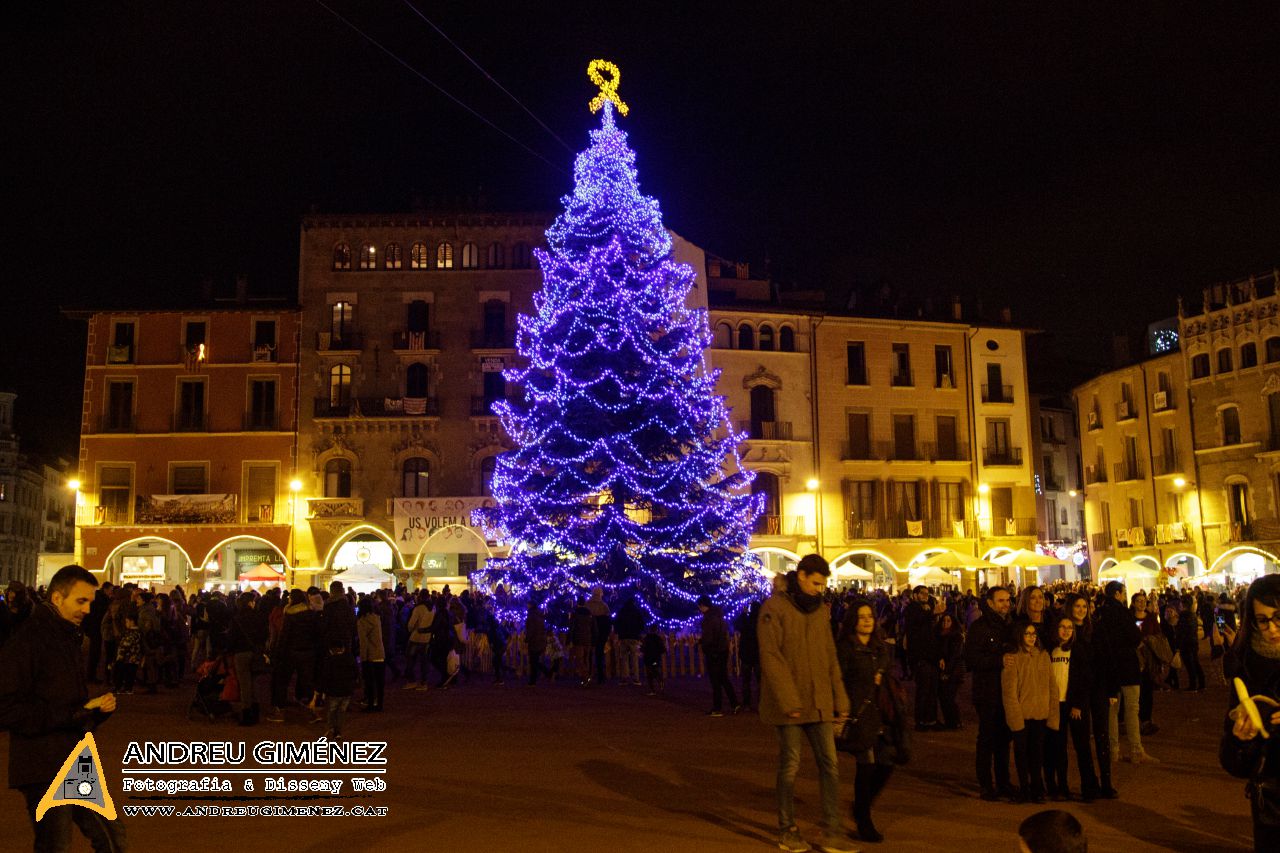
[189,655,235,720]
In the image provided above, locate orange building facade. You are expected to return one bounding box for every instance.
[74,305,301,590]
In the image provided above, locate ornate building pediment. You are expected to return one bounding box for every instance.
[743,444,792,465]
[1262,372,1280,398]
[742,365,783,390]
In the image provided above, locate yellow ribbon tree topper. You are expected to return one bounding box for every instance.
[587,59,628,117]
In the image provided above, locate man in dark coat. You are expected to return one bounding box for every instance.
[904,585,941,729]
[735,599,762,708]
[84,583,111,684]
[0,565,128,850]
[963,584,1014,800]
[1095,581,1155,763]
[697,595,739,716]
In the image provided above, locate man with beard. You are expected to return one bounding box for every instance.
[965,585,1015,800]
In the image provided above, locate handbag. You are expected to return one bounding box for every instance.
[1170,651,1184,670]
[835,695,874,755]
[878,672,912,765]
[1249,778,1280,828]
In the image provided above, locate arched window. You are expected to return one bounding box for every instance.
[486,242,504,269]
[461,242,479,269]
[410,242,430,270]
[359,243,377,270]
[324,458,352,498]
[384,242,402,270]
[1191,353,1210,379]
[759,324,775,351]
[1218,348,1234,374]
[512,241,531,269]
[405,362,429,398]
[1267,338,1280,364]
[402,457,430,497]
[332,243,351,271]
[752,472,781,534]
[1222,406,1242,445]
[779,326,796,352]
[480,456,497,497]
[749,385,776,439]
[436,242,454,269]
[737,324,754,350]
[713,322,732,349]
[329,364,351,407]
[1242,341,1259,369]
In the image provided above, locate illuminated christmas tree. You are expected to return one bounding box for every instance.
[472,62,765,627]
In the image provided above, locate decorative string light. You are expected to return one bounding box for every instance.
[471,79,766,628]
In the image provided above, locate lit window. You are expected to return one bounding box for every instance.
[385,243,402,270]
[359,243,377,270]
[402,457,430,497]
[332,243,351,271]
[436,243,454,269]
[461,242,479,269]
[411,242,430,270]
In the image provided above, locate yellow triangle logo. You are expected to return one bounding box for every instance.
[35,732,117,822]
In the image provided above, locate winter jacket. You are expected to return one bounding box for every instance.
[406,605,435,645]
[614,600,645,641]
[699,604,730,656]
[757,574,850,726]
[1055,641,1094,711]
[1221,644,1280,786]
[904,602,939,665]
[322,650,359,697]
[323,596,357,652]
[357,614,385,663]
[1002,647,1060,732]
[0,603,112,788]
[227,607,269,655]
[277,603,322,657]
[836,634,892,752]
[964,608,1012,708]
[569,606,597,648]
[586,591,611,647]
[938,629,964,683]
[525,609,547,652]
[1094,597,1142,689]
[735,602,761,664]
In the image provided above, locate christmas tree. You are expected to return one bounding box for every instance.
[472,61,766,628]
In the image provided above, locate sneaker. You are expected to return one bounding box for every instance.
[1133,749,1160,765]
[645,690,657,696]
[816,833,860,853]
[401,682,419,690]
[264,708,285,723]
[777,826,812,853]
[732,704,744,715]
[707,710,725,717]
[414,683,430,691]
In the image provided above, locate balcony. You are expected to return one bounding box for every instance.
[846,518,882,540]
[1152,454,1181,476]
[984,516,1039,537]
[471,330,517,349]
[244,412,279,431]
[922,441,968,463]
[877,439,924,462]
[1113,460,1144,482]
[1116,400,1137,421]
[889,369,914,388]
[392,330,442,351]
[98,415,135,433]
[935,373,956,390]
[983,446,1023,466]
[1114,526,1155,548]
[1086,411,1103,432]
[251,345,277,363]
[882,518,974,538]
[314,397,439,418]
[472,396,506,416]
[1152,391,1174,412]
[1155,522,1191,544]
[307,497,364,520]
[1090,531,1112,551]
[735,420,793,440]
[1042,474,1064,492]
[172,412,209,433]
[106,345,133,364]
[981,383,1013,404]
[752,515,810,536]
[841,441,877,461]
[1084,464,1107,485]
[317,331,363,352]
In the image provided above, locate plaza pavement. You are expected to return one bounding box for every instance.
[0,666,1253,852]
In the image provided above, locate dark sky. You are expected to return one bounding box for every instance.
[6,2,1279,458]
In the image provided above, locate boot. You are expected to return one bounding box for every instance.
[852,765,884,843]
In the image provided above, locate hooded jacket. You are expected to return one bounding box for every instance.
[699,604,730,655]
[1002,646,1060,732]
[758,573,850,726]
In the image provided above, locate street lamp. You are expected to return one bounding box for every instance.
[1173,476,1187,489]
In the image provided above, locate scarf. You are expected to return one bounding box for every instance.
[1251,632,1280,660]
[785,572,823,614]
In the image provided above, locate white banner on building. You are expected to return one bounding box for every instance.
[392,497,496,546]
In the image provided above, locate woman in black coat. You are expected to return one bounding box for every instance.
[1221,574,1280,853]
[1064,592,1116,799]
[936,612,964,730]
[1044,615,1099,801]
[836,599,895,844]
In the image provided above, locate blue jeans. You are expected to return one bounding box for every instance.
[775,722,840,832]
[21,783,128,852]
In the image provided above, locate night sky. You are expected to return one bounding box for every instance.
[6,2,1279,459]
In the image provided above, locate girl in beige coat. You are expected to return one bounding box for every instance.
[1002,619,1059,802]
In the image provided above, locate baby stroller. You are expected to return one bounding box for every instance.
[188,655,234,721]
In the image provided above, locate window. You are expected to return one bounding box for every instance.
[171,464,208,495]
[938,482,965,524]
[934,345,954,388]
[752,472,782,534]
[405,363,429,399]
[482,370,505,407]
[891,344,912,386]
[990,486,1013,524]
[936,415,958,460]
[1242,342,1259,369]
[737,324,754,349]
[253,320,276,351]
[332,243,351,270]
[359,243,377,270]
[98,466,132,524]
[486,242,504,269]
[329,365,352,407]
[401,457,430,497]
[482,301,507,347]
[890,481,921,526]
[461,242,479,269]
[846,342,867,385]
[411,242,430,269]
[249,379,277,430]
[384,242,402,270]
[324,459,352,498]
[749,386,776,437]
[106,381,134,431]
[436,242,454,269]
[184,321,207,352]
[846,412,871,459]
[846,479,879,536]
[758,325,775,351]
[713,322,732,349]
[779,326,795,352]
[245,465,276,523]
[177,380,205,431]
[1223,406,1242,445]
[480,456,497,497]
[511,242,531,269]
[892,414,916,460]
[1268,338,1280,364]
[985,363,1007,402]
[1191,353,1211,378]
[1218,348,1234,374]
[1229,481,1251,529]
[330,301,355,343]
[108,321,135,363]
